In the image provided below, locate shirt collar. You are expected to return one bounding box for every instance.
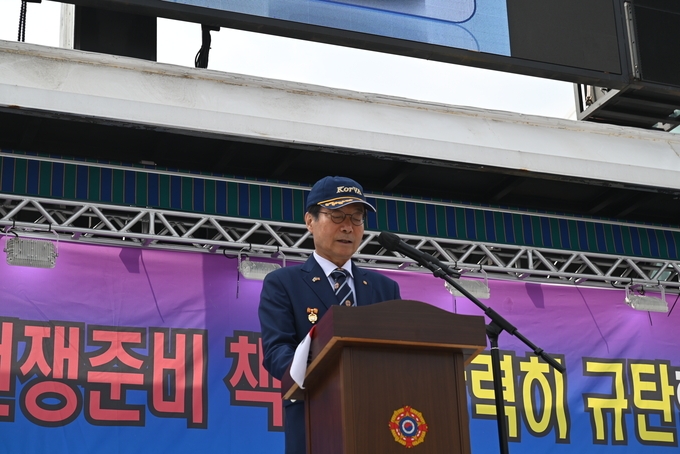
[313,252,353,277]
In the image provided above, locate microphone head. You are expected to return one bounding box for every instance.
[378,231,401,251]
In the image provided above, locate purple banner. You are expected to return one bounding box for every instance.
[0,241,678,452]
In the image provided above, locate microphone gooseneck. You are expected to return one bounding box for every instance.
[377,231,460,278]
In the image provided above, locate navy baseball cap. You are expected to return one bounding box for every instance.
[305,176,376,212]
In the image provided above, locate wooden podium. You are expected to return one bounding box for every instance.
[282,299,487,453]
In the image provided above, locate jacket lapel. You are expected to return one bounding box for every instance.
[302,256,336,310]
[352,263,374,306]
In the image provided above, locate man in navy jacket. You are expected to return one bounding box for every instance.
[259,176,401,453]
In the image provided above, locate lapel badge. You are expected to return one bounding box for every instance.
[312,277,321,282]
[363,280,368,285]
[307,307,319,324]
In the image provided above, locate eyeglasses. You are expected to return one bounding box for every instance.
[319,210,365,226]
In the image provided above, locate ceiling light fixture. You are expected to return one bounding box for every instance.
[625,283,668,313]
[238,248,286,280]
[445,268,490,299]
[4,230,58,269]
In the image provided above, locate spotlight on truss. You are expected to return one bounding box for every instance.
[5,237,57,269]
[237,248,286,280]
[445,269,490,300]
[239,257,281,280]
[625,284,668,313]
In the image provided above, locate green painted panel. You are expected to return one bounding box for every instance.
[271,187,282,221]
[416,203,427,233]
[377,199,388,231]
[14,158,27,193]
[227,182,238,216]
[136,172,148,206]
[112,169,124,204]
[493,212,506,244]
[550,218,561,249]
[396,201,407,233]
[455,208,466,240]
[159,174,170,208]
[604,224,615,253]
[64,164,76,199]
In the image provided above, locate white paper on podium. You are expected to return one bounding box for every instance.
[290,330,314,389]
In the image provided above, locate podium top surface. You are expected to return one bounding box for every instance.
[282,300,486,399]
[313,299,486,351]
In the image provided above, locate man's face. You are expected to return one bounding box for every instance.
[305,203,365,268]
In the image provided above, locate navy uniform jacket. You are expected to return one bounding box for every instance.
[258,256,401,454]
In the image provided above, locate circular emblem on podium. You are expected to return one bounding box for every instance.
[388,406,428,448]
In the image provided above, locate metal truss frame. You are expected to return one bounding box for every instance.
[2,192,680,294]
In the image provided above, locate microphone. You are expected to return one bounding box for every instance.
[377,231,460,277]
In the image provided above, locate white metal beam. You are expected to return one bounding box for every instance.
[2,41,680,191]
[2,192,680,293]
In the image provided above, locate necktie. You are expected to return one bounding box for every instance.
[331,268,355,306]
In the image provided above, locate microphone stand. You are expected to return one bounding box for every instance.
[413,256,566,454]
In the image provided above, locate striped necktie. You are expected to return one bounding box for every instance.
[331,268,355,306]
